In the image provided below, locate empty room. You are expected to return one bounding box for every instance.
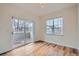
[0,3,79,56]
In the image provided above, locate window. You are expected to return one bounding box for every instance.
[46,17,64,35]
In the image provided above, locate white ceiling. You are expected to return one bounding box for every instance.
[1,3,76,16]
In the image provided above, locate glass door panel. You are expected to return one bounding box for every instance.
[11,18,34,48]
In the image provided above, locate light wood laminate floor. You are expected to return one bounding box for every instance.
[1,41,79,56]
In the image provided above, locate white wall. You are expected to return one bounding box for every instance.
[0,6,9,53]
[77,4,79,50]
[41,5,78,49]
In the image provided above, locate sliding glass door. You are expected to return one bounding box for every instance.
[11,17,34,48]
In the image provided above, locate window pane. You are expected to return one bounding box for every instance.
[46,20,50,25]
[11,19,19,31]
[54,18,59,26]
[46,19,53,26]
[18,20,24,31]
